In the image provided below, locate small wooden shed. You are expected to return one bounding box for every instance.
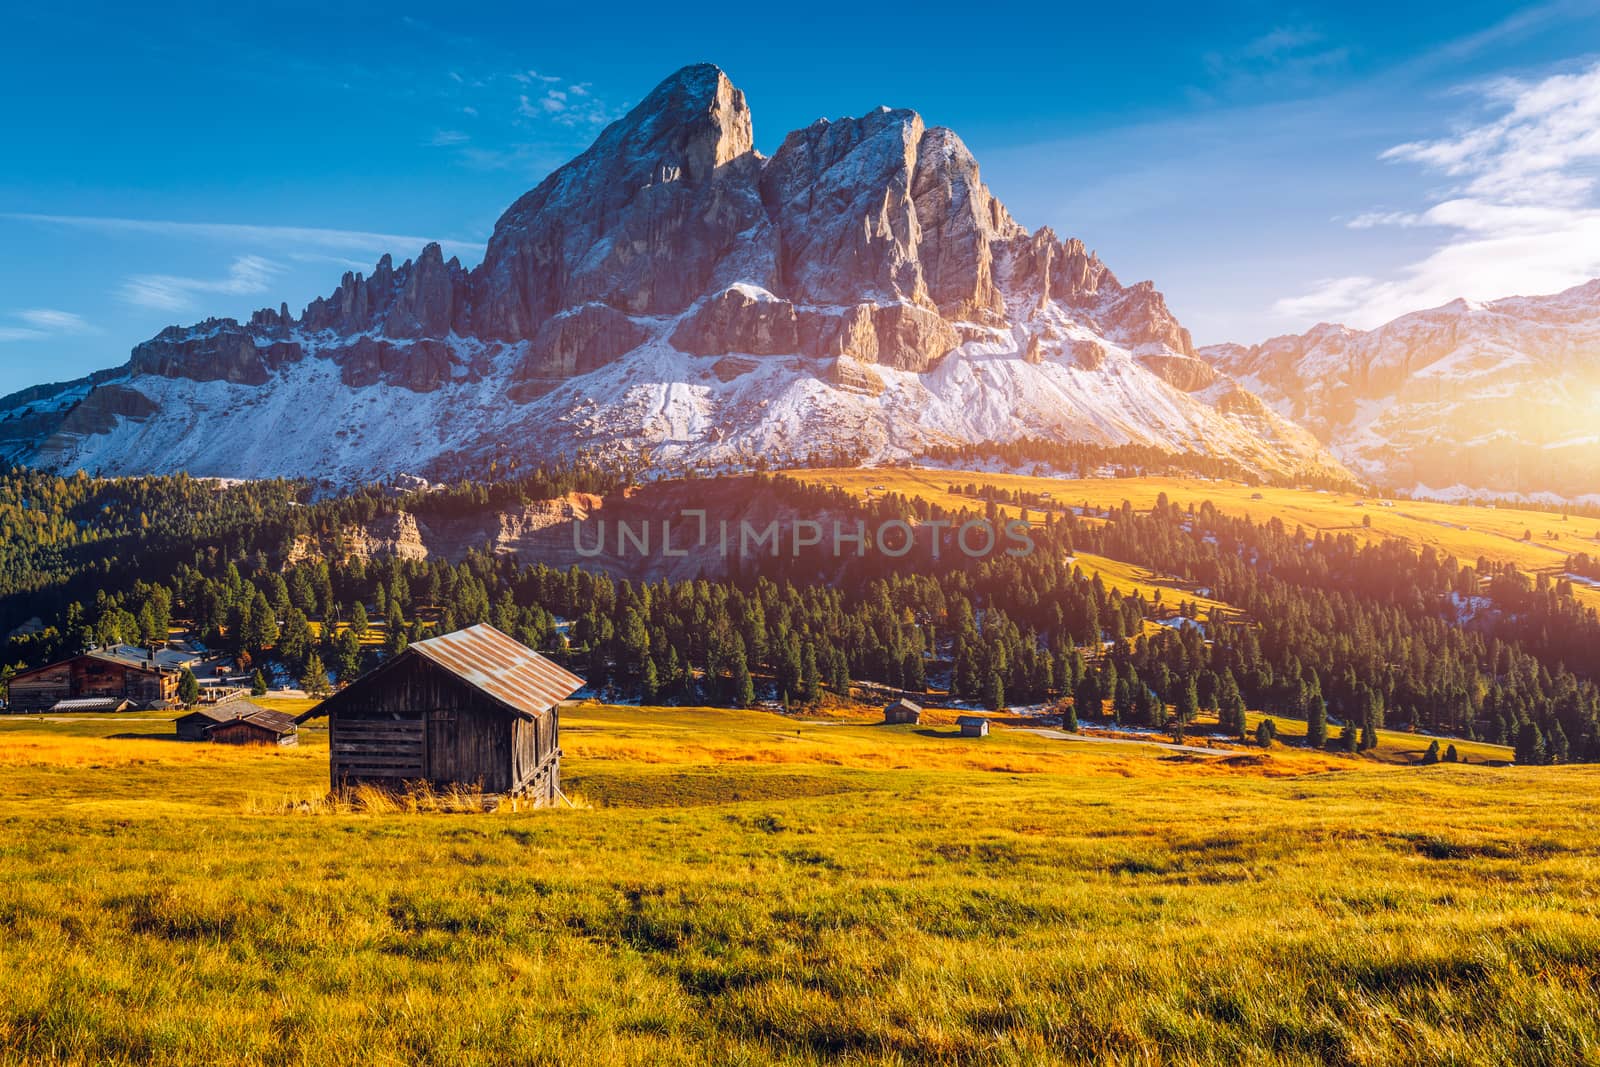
[210,707,298,746]
[176,705,237,741]
[957,715,990,737]
[884,698,922,724]
[176,702,298,745]
[297,624,584,803]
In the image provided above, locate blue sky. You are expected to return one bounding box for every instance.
[2,0,1599,395]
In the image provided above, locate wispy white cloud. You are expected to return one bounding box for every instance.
[1194,24,1352,104]
[2,213,479,258]
[0,308,98,342]
[428,129,470,146]
[118,255,282,312]
[1276,59,1600,327]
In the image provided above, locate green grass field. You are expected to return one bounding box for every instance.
[0,701,1595,1065]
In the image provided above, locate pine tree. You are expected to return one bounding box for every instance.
[240,591,278,657]
[1422,739,1441,765]
[1175,677,1199,724]
[801,644,821,705]
[1341,723,1359,752]
[1444,743,1459,763]
[728,643,755,708]
[984,668,1006,711]
[1306,697,1327,750]
[1073,672,1101,721]
[1217,669,1247,738]
[1062,699,1079,733]
[641,657,659,704]
[300,652,331,697]
[1255,719,1275,749]
[349,601,369,639]
[177,668,200,707]
[1515,720,1546,765]
[334,628,363,682]
[250,669,268,697]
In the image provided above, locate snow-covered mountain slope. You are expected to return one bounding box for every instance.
[1,64,1345,485]
[1202,280,1600,498]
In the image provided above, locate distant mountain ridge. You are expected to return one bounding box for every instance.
[0,63,1342,485]
[1202,279,1600,499]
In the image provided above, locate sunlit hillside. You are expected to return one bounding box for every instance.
[792,469,1600,610]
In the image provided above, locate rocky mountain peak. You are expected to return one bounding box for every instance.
[0,63,1349,488]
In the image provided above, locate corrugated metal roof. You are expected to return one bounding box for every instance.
[239,708,297,734]
[178,706,239,725]
[49,697,131,712]
[410,624,586,719]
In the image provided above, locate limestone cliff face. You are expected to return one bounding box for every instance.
[3,62,1345,486]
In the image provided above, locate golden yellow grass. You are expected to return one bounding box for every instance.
[792,468,1600,609]
[0,703,1593,1066]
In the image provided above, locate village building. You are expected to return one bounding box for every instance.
[957,715,990,738]
[296,623,584,803]
[175,705,238,741]
[176,701,298,745]
[883,698,922,724]
[6,645,194,711]
[209,707,298,746]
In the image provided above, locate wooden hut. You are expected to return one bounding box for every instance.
[176,702,297,745]
[209,707,298,746]
[957,715,990,737]
[176,705,237,741]
[296,624,584,803]
[883,698,922,724]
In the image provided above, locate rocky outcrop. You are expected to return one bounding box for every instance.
[515,304,648,382]
[671,286,799,356]
[1138,353,1218,392]
[827,357,886,396]
[56,384,159,435]
[471,64,766,338]
[911,127,1021,319]
[1063,339,1107,371]
[301,245,470,339]
[130,320,303,385]
[791,303,956,370]
[1097,282,1195,355]
[327,338,459,393]
[868,303,959,371]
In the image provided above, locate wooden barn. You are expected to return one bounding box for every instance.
[883,698,922,724]
[297,624,584,802]
[7,646,183,711]
[176,705,238,741]
[176,702,297,745]
[209,707,298,746]
[957,715,990,738]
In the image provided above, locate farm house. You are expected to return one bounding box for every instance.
[957,716,990,738]
[6,645,192,711]
[297,624,584,803]
[883,698,922,724]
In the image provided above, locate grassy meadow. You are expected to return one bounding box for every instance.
[0,701,1596,1065]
